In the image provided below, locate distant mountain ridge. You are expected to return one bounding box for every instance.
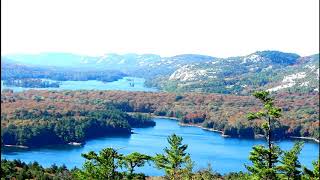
[2,52,215,70]
[141,51,318,94]
[1,57,126,83]
[2,50,319,94]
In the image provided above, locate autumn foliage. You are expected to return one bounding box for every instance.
[1,90,319,141]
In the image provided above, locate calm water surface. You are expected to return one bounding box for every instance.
[2,118,319,176]
[1,77,158,92]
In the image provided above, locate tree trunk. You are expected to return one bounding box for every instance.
[268,116,272,169]
[130,162,134,175]
[112,154,116,179]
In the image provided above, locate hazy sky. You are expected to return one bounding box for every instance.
[1,0,319,57]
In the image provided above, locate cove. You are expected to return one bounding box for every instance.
[1,118,319,176]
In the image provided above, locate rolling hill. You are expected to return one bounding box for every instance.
[2,51,319,94]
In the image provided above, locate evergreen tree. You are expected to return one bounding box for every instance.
[246,145,282,179]
[119,152,151,177]
[302,160,319,180]
[278,142,304,180]
[1,160,16,179]
[154,134,193,180]
[246,91,282,179]
[74,148,122,180]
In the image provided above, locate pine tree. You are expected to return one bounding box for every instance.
[119,152,151,176]
[246,91,282,179]
[302,160,320,180]
[154,134,193,180]
[74,148,122,180]
[246,145,282,179]
[278,141,304,179]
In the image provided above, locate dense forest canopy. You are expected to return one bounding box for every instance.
[1,90,318,145]
[1,93,155,147]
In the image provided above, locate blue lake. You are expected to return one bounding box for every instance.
[1,77,158,92]
[1,118,319,176]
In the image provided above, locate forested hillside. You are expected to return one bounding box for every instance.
[146,51,319,94]
[1,91,155,147]
[1,90,318,143]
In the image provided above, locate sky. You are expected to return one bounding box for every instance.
[1,0,319,57]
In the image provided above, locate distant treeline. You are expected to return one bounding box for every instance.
[3,79,60,88]
[1,61,126,82]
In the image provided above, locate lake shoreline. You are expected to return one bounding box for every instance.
[1,76,158,93]
[2,118,318,175]
[3,145,29,149]
[153,115,320,144]
[290,136,320,143]
[2,116,318,151]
